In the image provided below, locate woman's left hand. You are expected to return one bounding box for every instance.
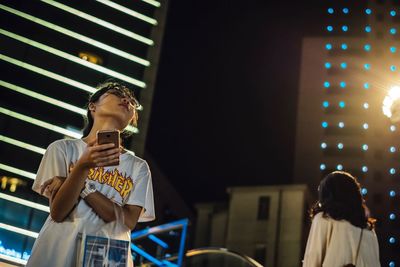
[40,176,66,199]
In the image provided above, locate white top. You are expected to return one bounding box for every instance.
[27,139,155,267]
[302,212,380,267]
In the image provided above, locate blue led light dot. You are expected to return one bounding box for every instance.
[340,62,347,69]
[391,10,397,16]
[364,83,370,89]
[362,166,368,173]
[364,44,371,51]
[390,46,397,53]
[326,43,332,50]
[391,125,396,132]
[327,26,333,32]
[362,144,368,151]
[389,213,396,220]
[337,164,343,171]
[390,28,397,35]
[365,26,372,33]
[343,8,349,14]
[389,261,395,267]
[325,62,331,69]
[320,164,326,170]
[361,188,368,195]
[365,9,372,15]
[338,122,345,128]
[363,123,369,129]
[321,142,327,149]
[328,8,334,14]
[363,103,369,109]
[340,81,346,88]
[391,65,397,72]
[339,101,346,108]
[390,146,396,153]
[322,121,328,128]
[322,101,329,108]
[390,168,396,175]
[390,190,396,197]
[342,25,348,32]
[338,143,344,149]
[341,43,348,50]
[389,237,396,244]
[324,81,330,88]
[364,63,371,70]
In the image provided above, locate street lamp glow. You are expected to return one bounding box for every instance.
[383,86,400,122]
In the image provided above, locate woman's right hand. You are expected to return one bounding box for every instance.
[76,139,120,169]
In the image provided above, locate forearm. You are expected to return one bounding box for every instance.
[50,165,88,222]
[84,192,141,230]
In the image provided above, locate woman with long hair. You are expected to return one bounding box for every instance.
[26,80,155,267]
[302,171,380,267]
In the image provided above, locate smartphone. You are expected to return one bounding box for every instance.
[97,130,120,166]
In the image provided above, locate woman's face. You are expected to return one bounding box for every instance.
[92,88,137,128]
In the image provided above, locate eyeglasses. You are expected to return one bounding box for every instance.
[106,88,140,109]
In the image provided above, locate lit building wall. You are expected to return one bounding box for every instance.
[295,2,400,266]
[0,0,167,265]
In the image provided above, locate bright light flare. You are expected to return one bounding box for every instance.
[383,86,400,122]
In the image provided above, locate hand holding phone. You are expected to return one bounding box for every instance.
[97,130,120,166]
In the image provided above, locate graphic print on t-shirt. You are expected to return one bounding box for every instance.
[69,162,134,199]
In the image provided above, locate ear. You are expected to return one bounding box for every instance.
[89,102,96,112]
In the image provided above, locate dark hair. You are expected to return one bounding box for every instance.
[82,80,139,138]
[310,171,375,229]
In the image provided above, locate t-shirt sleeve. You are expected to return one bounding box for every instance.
[32,140,68,197]
[302,213,331,267]
[125,160,155,222]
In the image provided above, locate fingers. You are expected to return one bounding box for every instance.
[94,153,120,166]
[40,179,53,194]
[91,143,116,152]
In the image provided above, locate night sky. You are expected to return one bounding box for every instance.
[146,1,326,206]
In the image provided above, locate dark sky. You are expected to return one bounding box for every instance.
[147,0,325,206]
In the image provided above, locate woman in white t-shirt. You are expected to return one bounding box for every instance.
[302,171,380,267]
[27,81,155,267]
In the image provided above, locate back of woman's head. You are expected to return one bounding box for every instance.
[311,171,373,229]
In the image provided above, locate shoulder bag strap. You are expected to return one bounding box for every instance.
[354,228,363,265]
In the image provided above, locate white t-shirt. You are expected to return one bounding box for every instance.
[302,212,380,267]
[27,139,155,267]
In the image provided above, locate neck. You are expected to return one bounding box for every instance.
[83,118,126,143]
